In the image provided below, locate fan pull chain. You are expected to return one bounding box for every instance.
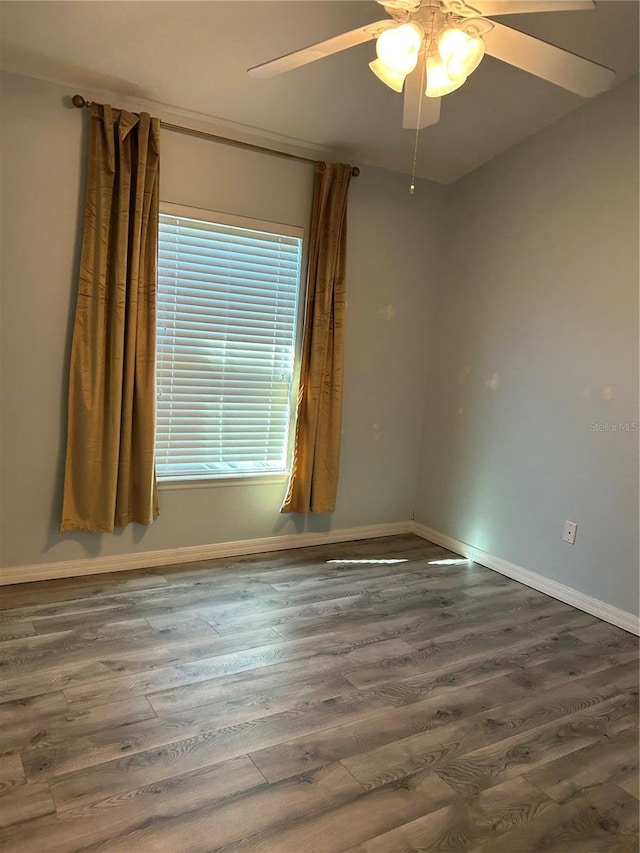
[409,54,427,194]
[409,133,419,195]
[410,11,435,195]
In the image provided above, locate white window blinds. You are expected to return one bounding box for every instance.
[156,207,303,482]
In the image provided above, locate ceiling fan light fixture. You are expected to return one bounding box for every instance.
[376,22,423,74]
[369,58,407,92]
[437,26,485,79]
[425,54,466,98]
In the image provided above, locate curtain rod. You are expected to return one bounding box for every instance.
[71,95,360,177]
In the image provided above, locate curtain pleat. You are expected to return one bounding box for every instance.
[281,162,352,514]
[60,104,160,532]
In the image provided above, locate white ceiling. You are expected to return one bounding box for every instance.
[1,1,638,183]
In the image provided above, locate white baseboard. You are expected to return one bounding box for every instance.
[412,522,640,636]
[0,521,412,586]
[2,519,637,638]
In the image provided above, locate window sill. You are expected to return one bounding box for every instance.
[158,473,289,491]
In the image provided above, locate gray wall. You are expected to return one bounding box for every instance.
[415,76,639,615]
[2,70,637,621]
[0,72,442,569]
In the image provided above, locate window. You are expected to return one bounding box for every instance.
[156,204,304,483]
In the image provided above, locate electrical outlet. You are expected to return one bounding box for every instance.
[562,521,577,545]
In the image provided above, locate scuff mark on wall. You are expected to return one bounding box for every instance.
[486,372,500,392]
[378,304,396,321]
[458,365,471,385]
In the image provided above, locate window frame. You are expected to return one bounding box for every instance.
[155,201,307,489]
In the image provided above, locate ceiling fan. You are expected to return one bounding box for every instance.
[247,0,615,130]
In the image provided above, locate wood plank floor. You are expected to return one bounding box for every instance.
[0,534,637,852]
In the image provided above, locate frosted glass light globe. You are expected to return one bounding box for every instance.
[376,22,423,74]
[369,59,407,93]
[438,27,485,80]
[425,54,466,98]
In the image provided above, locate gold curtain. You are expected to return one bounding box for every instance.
[60,104,160,532]
[281,162,352,514]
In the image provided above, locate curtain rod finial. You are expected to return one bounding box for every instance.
[72,94,88,109]
[351,166,360,177]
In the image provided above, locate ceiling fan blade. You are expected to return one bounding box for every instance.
[483,21,615,97]
[248,20,391,78]
[403,66,441,129]
[473,1,594,15]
